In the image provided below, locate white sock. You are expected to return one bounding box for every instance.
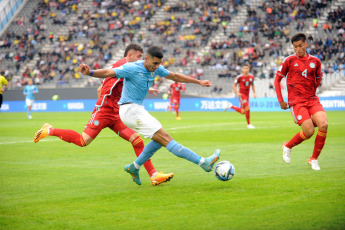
[150,172,158,179]
[133,162,141,169]
[198,157,205,166]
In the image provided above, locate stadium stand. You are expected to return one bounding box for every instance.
[0,0,344,98]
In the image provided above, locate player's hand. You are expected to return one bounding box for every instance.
[33,90,36,94]
[148,88,159,96]
[280,101,288,110]
[79,64,91,75]
[0,88,4,93]
[254,93,257,99]
[236,93,241,98]
[200,80,211,87]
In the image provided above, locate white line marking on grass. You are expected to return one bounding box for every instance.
[0,139,61,145]
[7,120,341,145]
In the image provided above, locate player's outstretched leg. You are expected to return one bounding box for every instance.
[34,123,52,143]
[224,102,233,111]
[125,140,164,185]
[124,163,142,185]
[282,142,291,163]
[200,149,221,172]
[150,172,174,186]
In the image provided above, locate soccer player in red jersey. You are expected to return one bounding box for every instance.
[34,44,174,185]
[167,81,185,120]
[274,33,328,170]
[224,64,257,129]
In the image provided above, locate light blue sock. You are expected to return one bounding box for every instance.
[166,140,201,165]
[28,111,31,116]
[134,140,162,166]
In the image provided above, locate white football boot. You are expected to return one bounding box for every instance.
[282,142,291,164]
[308,159,320,170]
[247,124,255,129]
[224,102,233,111]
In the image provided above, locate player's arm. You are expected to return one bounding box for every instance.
[274,74,287,110]
[148,88,159,96]
[23,87,27,95]
[97,83,102,98]
[79,64,116,78]
[275,58,289,110]
[315,59,323,88]
[232,82,240,97]
[34,86,38,94]
[166,72,211,87]
[251,84,257,98]
[1,78,8,92]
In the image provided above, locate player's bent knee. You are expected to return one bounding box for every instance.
[318,120,328,131]
[305,128,315,138]
[129,132,140,143]
[82,132,93,146]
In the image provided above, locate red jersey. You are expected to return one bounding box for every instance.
[95,58,127,112]
[169,82,185,98]
[234,74,254,96]
[275,54,322,106]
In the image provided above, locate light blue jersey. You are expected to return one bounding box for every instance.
[113,60,170,105]
[23,85,39,100]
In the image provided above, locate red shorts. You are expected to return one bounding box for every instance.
[84,106,135,140]
[290,100,325,125]
[171,97,180,105]
[239,94,249,108]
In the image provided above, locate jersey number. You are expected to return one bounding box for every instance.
[302,69,307,78]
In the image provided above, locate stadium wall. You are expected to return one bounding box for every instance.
[0,0,25,34]
[2,97,345,112]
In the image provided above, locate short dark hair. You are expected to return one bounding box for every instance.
[147,46,164,59]
[243,63,250,67]
[290,33,307,44]
[124,44,143,57]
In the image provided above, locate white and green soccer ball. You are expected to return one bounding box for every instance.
[214,161,235,181]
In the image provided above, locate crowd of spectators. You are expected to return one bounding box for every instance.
[323,6,345,37]
[0,0,82,88]
[0,0,343,94]
[0,0,169,88]
[146,0,244,67]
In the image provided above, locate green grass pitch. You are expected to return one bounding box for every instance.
[1,111,344,230]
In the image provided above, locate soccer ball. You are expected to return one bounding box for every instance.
[214,161,235,181]
[162,93,169,99]
[52,95,59,100]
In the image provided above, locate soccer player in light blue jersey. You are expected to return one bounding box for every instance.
[79,46,221,185]
[23,78,38,119]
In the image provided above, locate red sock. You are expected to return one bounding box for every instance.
[311,130,327,160]
[132,136,157,177]
[50,128,86,147]
[286,131,309,149]
[231,105,242,114]
[175,105,179,117]
[245,110,250,124]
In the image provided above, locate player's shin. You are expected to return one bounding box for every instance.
[286,131,309,148]
[134,140,162,168]
[311,130,327,160]
[166,140,201,165]
[50,128,87,147]
[132,136,157,176]
[245,110,250,124]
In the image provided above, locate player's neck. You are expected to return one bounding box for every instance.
[296,52,308,58]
